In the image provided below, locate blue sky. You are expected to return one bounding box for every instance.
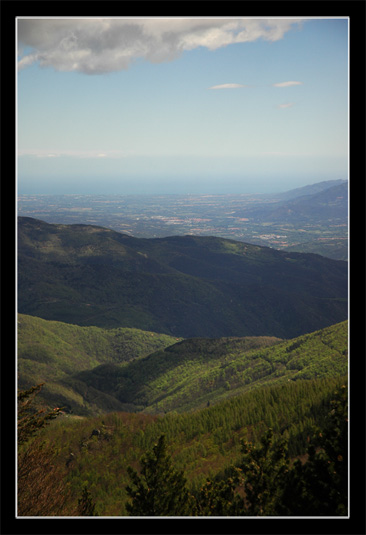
[17,17,349,194]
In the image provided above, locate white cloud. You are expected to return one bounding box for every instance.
[17,18,303,74]
[273,81,303,87]
[278,102,294,108]
[209,83,248,90]
[18,52,40,70]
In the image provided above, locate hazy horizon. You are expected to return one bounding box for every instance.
[17,173,348,196]
[17,17,348,196]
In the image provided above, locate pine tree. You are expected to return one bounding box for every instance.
[194,472,244,516]
[18,383,62,446]
[278,384,348,516]
[238,428,290,516]
[125,435,194,516]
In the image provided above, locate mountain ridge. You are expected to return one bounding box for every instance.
[251,182,348,223]
[267,179,347,201]
[18,217,348,339]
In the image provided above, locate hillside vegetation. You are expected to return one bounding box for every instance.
[16,212,349,517]
[68,321,348,414]
[29,374,347,516]
[18,314,347,417]
[18,314,181,415]
[18,217,348,338]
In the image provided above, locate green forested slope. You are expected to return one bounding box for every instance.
[18,314,181,414]
[70,321,347,414]
[17,214,349,517]
[18,217,348,338]
[19,314,347,416]
[37,374,347,516]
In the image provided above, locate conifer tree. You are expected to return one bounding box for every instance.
[18,383,62,446]
[278,384,348,516]
[194,472,244,516]
[238,428,289,515]
[234,384,348,516]
[125,434,194,516]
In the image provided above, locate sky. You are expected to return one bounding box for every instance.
[17,17,349,194]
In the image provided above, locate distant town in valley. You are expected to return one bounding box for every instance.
[17,180,348,260]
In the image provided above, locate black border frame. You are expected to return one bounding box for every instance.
[2,2,365,534]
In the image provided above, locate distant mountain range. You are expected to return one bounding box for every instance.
[270,179,347,201]
[245,180,348,223]
[18,217,348,339]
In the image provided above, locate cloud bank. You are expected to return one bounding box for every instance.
[17,17,302,74]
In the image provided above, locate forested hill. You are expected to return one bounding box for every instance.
[17,313,182,414]
[65,320,348,415]
[18,217,347,338]
[19,374,348,516]
[18,314,347,416]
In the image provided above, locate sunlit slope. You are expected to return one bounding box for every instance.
[65,321,347,414]
[18,314,181,414]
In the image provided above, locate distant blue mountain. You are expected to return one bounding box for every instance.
[247,181,348,223]
[271,179,347,201]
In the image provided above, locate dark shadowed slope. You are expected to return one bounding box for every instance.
[18,217,348,338]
